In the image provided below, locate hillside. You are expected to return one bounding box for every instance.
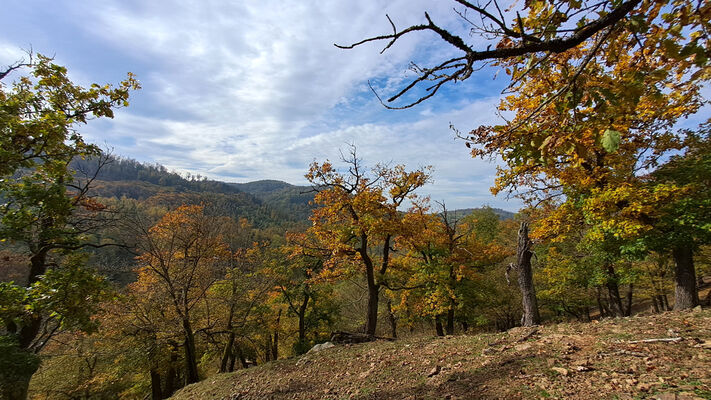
[172,309,711,400]
[72,157,311,228]
[73,156,516,226]
[447,207,516,220]
[230,180,316,222]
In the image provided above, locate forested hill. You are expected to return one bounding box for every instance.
[446,207,516,221]
[72,156,515,226]
[71,156,314,228]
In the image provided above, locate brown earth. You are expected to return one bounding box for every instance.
[172,309,711,400]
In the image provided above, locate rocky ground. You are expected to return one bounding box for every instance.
[172,308,711,400]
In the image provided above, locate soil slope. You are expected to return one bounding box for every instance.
[173,309,711,400]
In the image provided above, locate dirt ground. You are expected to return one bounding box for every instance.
[172,308,711,400]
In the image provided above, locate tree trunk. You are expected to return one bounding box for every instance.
[28,247,49,285]
[298,294,309,345]
[624,284,633,317]
[264,334,272,362]
[672,245,699,310]
[227,351,236,372]
[0,346,40,400]
[182,319,200,384]
[596,287,608,318]
[651,296,660,313]
[517,222,540,326]
[446,306,455,335]
[236,346,248,369]
[164,346,178,396]
[435,316,444,336]
[386,299,397,338]
[219,332,235,373]
[365,269,380,336]
[605,265,624,317]
[272,310,281,361]
[150,369,163,400]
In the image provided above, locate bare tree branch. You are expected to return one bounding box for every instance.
[336,0,641,108]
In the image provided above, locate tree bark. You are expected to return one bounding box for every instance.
[517,222,540,326]
[264,334,272,362]
[219,332,235,373]
[150,369,163,400]
[0,347,40,400]
[672,245,699,310]
[366,280,380,335]
[624,284,633,317]
[298,294,310,345]
[446,307,455,335]
[272,310,281,361]
[596,287,608,318]
[605,265,624,317]
[662,294,670,311]
[435,316,445,336]
[236,346,249,369]
[386,298,397,338]
[360,233,381,336]
[164,345,178,396]
[182,319,200,384]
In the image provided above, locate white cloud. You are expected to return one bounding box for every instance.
[2,1,521,211]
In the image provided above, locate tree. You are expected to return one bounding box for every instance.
[0,54,138,399]
[341,0,709,310]
[282,232,337,354]
[582,128,711,309]
[395,204,510,334]
[305,147,431,335]
[513,222,540,326]
[133,205,230,384]
[337,0,706,109]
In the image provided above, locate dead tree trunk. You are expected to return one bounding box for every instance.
[672,245,699,310]
[516,222,540,326]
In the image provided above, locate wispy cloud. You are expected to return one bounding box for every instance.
[0,1,521,210]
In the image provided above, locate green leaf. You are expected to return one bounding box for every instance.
[602,129,621,153]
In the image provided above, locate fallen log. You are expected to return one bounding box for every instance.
[330,331,395,344]
[627,337,682,344]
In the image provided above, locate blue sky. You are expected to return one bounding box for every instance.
[0,0,524,211]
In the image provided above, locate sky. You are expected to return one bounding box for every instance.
[0,0,524,210]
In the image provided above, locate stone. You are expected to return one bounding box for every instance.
[427,365,441,377]
[551,367,568,376]
[514,343,532,351]
[307,341,335,354]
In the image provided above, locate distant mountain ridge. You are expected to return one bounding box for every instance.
[72,156,311,228]
[445,207,516,220]
[72,156,515,225]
